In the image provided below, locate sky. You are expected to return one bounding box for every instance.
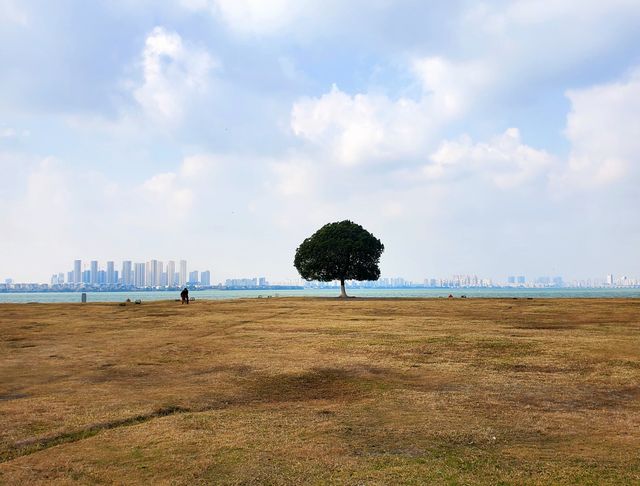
[1,0,639,283]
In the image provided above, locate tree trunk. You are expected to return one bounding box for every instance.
[340,279,348,298]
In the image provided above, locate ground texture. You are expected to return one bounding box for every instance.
[0,298,639,484]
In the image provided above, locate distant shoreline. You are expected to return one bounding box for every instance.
[1,287,639,304]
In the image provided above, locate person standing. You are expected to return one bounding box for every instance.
[180,287,189,304]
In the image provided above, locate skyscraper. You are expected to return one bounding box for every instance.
[122,261,132,286]
[145,261,152,287]
[201,270,211,286]
[156,261,163,287]
[106,261,115,285]
[134,263,145,287]
[166,261,176,287]
[179,260,187,287]
[90,260,98,285]
[73,260,81,284]
[143,260,164,287]
[189,270,199,285]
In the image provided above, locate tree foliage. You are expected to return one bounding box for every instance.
[294,221,384,292]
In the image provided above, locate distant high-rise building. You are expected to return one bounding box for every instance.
[145,262,150,286]
[98,270,107,285]
[67,271,74,284]
[58,273,64,285]
[258,276,266,286]
[134,263,145,287]
[82,270,91,284]
[201,271,211,286]
[507,276,516,284]
[90,260,98,285]
[166,261,176,287]
[73,260,81,284]
[106,261,115,285]
[145,260,158,287]
[144,259,163,287]
[188,270,199,285]
[517,276,525,284]
[122,261,132,286]
[179,260,187,287]
[606,274,614,286]
[156,261,163,287]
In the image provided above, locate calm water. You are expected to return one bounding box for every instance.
[0,287,638,303]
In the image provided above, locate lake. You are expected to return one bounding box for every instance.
[0,287,638,303]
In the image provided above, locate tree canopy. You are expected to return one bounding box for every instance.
[294,220,384,297]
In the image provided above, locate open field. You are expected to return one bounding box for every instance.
[1,298,639,485]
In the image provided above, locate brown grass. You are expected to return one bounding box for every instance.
[0,298,639,484]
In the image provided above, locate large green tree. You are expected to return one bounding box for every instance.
[294,220,384,298]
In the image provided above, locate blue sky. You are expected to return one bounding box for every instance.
[1,0,639,283]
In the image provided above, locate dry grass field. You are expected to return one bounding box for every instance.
[0,298,639,485]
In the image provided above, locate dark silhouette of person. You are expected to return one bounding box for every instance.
[180,288,189,304]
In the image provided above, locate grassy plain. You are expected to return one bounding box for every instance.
[0,297,639,484]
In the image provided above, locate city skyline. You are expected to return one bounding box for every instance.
[1,2,639,282]
[46,258,210,289]
[3,256,638,290]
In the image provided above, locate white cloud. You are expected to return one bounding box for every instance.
[178,0,396,37]
[557,70,640,188]
[540,69,640,193]
[290,55,497,167]
[412,57,493,120]
[132,26,218,123]
[291,85,434,167]
[462,1,640,76]
[142,171,193,215]
[180,154,217,178]
[0,128,17,138]
[0,157,108,280]
[425,128,554,189]
[24,157,71,213]
[270,156,318,196]
[212,0,309,34]
[69,26,220,136]
[0,127,29,139]
[0,0,28,26]
[489,0,640,26]
[179,0,313,34]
